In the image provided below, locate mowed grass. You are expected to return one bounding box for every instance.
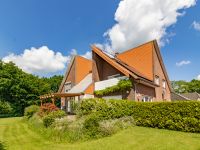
[0,117,200,150]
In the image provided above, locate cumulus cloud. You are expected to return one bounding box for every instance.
[192,21,200,31]
[197,75,200,80]
[2,46,93,75]
[102,0,196,52]
[176,60,191,67]
[2,46,69,74]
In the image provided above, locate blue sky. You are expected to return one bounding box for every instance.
[0,0,200,81]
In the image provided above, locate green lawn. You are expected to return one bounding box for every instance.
[0,117,200,150]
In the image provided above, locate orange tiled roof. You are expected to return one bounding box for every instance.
[117,41,154,81]
[58,55,92,93]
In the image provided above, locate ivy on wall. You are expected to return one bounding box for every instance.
[94,79,132,96]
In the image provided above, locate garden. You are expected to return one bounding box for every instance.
[24,99,200,142]
[0,99,200,150]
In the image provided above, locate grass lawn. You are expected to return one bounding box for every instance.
[0,117,200,150]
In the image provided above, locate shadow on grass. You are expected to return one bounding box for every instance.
[0,141,7,150]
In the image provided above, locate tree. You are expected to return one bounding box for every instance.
[0,60,63,116]
[171,80,200,94]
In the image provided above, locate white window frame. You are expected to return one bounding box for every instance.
[155,75,160,85]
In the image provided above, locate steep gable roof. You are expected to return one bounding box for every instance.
[91,45,134,78]
[117,40,171,91]
[92,40,171,89]
[58,55,92,93]
[91,44,158,88]
[117,41,154,80]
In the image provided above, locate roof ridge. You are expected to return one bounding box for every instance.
[117,40,155,56]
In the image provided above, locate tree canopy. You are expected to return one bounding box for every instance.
[0,60,63,116]
[171,80,200,94]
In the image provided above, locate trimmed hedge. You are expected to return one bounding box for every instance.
[77,99,200,133]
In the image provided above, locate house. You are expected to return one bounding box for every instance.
[171,92,200,101]
[58,55,94,112]
[40,40,172,113]
[92,40,171,102]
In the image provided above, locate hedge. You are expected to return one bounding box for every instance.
[77,99,200,133]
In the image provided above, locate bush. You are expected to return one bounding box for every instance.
[0,101,12,115]
[78,99,200,133]
[24,105,40,119]
[43,115,55,128]
[99,116,135,136]
[42,110,66,127]
[39,103,59,116]
[83,114,102,138]
[0,141,6,150]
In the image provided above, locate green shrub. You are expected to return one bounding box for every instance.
[78,99,200,133]
[43,115,55,128]
[42,110,66,128]
[99,116,135,136]
[24,105,40,119]
[94,79,132,96]
[99,119,118,136]
[0,101,12,115]
[83,114,103,138]
[0,141,6,150]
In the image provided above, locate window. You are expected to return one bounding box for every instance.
[65,81,72,92]
[142,96,153,102]
[162,80,166,89]
[155,75,160,85]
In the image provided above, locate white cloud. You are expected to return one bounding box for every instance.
[102,0,196,52]
[82,51,92,59]
[176,60,191,67]
[197,75,200,80]
[2,46,93,75]
[192,21,200,31]
[2,46,70,74]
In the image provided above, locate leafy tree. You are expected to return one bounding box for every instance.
[0,60,63,116]
[171,80,200,94]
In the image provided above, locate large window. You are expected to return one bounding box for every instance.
[155,75,160,85]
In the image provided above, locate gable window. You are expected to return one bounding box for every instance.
[162,80,166,89]
[155,75,160,85]
[65,81,72,92]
